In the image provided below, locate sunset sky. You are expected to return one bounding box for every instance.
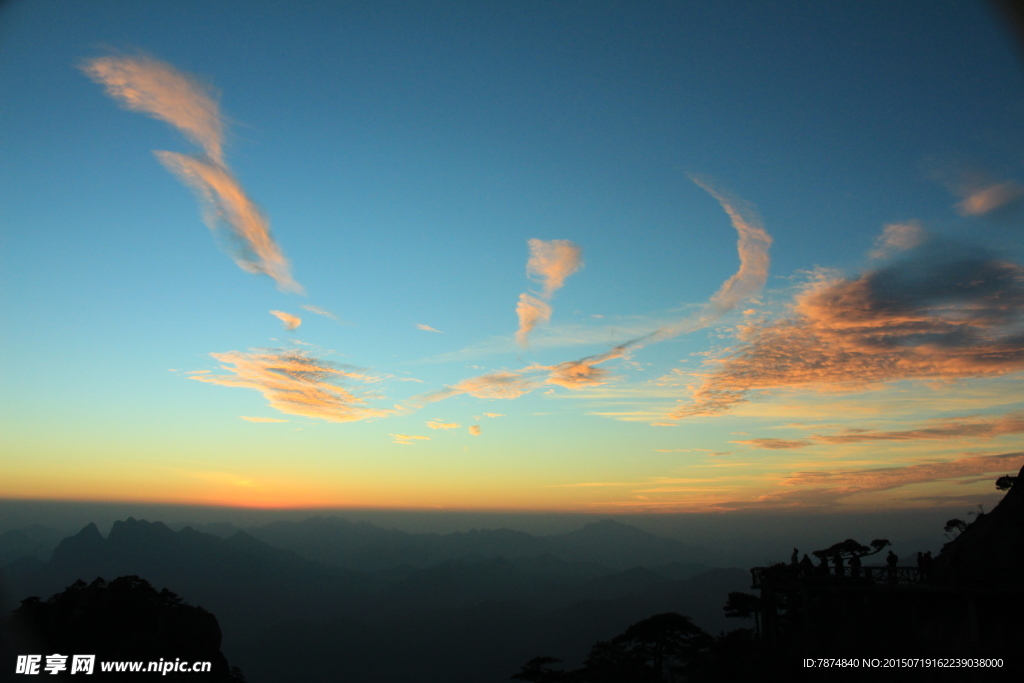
[2,0,1024,513]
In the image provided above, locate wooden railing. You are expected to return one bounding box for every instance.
[751,564,923,588]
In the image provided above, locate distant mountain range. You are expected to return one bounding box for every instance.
[0,518,751,682]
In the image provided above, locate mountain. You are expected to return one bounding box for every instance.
[10,575,244,681]
[2,518,374,644]
[0,524,66,565]
[239,567,752,683]
[2,518,750,683]
[936,463,1024,586]
[244,517,718,572]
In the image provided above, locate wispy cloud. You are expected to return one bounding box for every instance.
[483,413,504,418]
[426,420,460,429]
[515,239,583,347]
[155,152,300,292]
[672,246,1024,418]
[712,451,1024,510]
[82,54,301,292]
[956,180,1024,217]
[270,310,302,330]
[302,305,338,320]
[515,294,553,347]
[869,220,926,259]
[417,324,443,333]
[814,412,1024,444]
[415,371,537,404]
[240,416,289,423]
[545,482,634,488]
[545,345,624,389]
[392,434,429,445]
[543,176,772,389]
[731,438,813,449]
[527,238,584,297]
[469,425,481,436]
[81,54,224,163]
[191,348,391,422]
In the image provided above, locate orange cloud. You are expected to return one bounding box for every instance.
[687,176,773,318]
[543,177,771,386]
[392,434,429,445]
[302,305,338,320]
[731,438,813,449]
[157,152,301,292]
[672,250,1024,418]
[814,412,1024,444]
[270,310,302,330]
[81,54,224,163]
[83,55,301,292]
[469,425,481,436]
[514,240,582,348]
[956,180,1024,216]
[545,345,625,389]
[515,294,553,347]
[417,324,443,333]
[714,451,1024,510]
[869,220,926,259]
[426,420,460,429]
[417,371,537,404]
[526,238,583,297]
[191,349,391,422]
[484,412,504,418]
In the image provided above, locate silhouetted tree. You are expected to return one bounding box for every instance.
[513,612,711,682]
[11,575,244,681]
[723,592,761,637]
[580,638,649,682]
[996,474,1017,491]
[612,612,710,681]
[811,538,890,568]
[511,656,565,682]
[944,518,968,536]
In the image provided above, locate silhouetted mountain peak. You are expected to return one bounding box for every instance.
[80,522,102,539]
[49,522,104,563]
[574,519,642,536]
[109,517,173,539]
[937,464,1024,582]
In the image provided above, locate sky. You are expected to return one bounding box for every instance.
[2,0,1024,516]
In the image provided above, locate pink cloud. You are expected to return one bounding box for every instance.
[713,451,1024,510]
[731,438,813,449]
[417,371,537,404]
[814,412,1024,444]
[426,420,460,430]
[956,181,1024,216]
[303,305,338,320]
[270,310,302,330]
[545,345,625,389]
[671,251,1024,418]
[81,54,224,164]
[869,220,926,259]
[157,152,301,292]
[543,177,771,386]
[83,55,301,292]
[527,239,583,297]
[191,349,390,422]
[515,239,583,348]
[392,434,429,445]
[515,294,553,347]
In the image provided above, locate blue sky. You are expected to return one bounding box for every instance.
[2,0,1023,510]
